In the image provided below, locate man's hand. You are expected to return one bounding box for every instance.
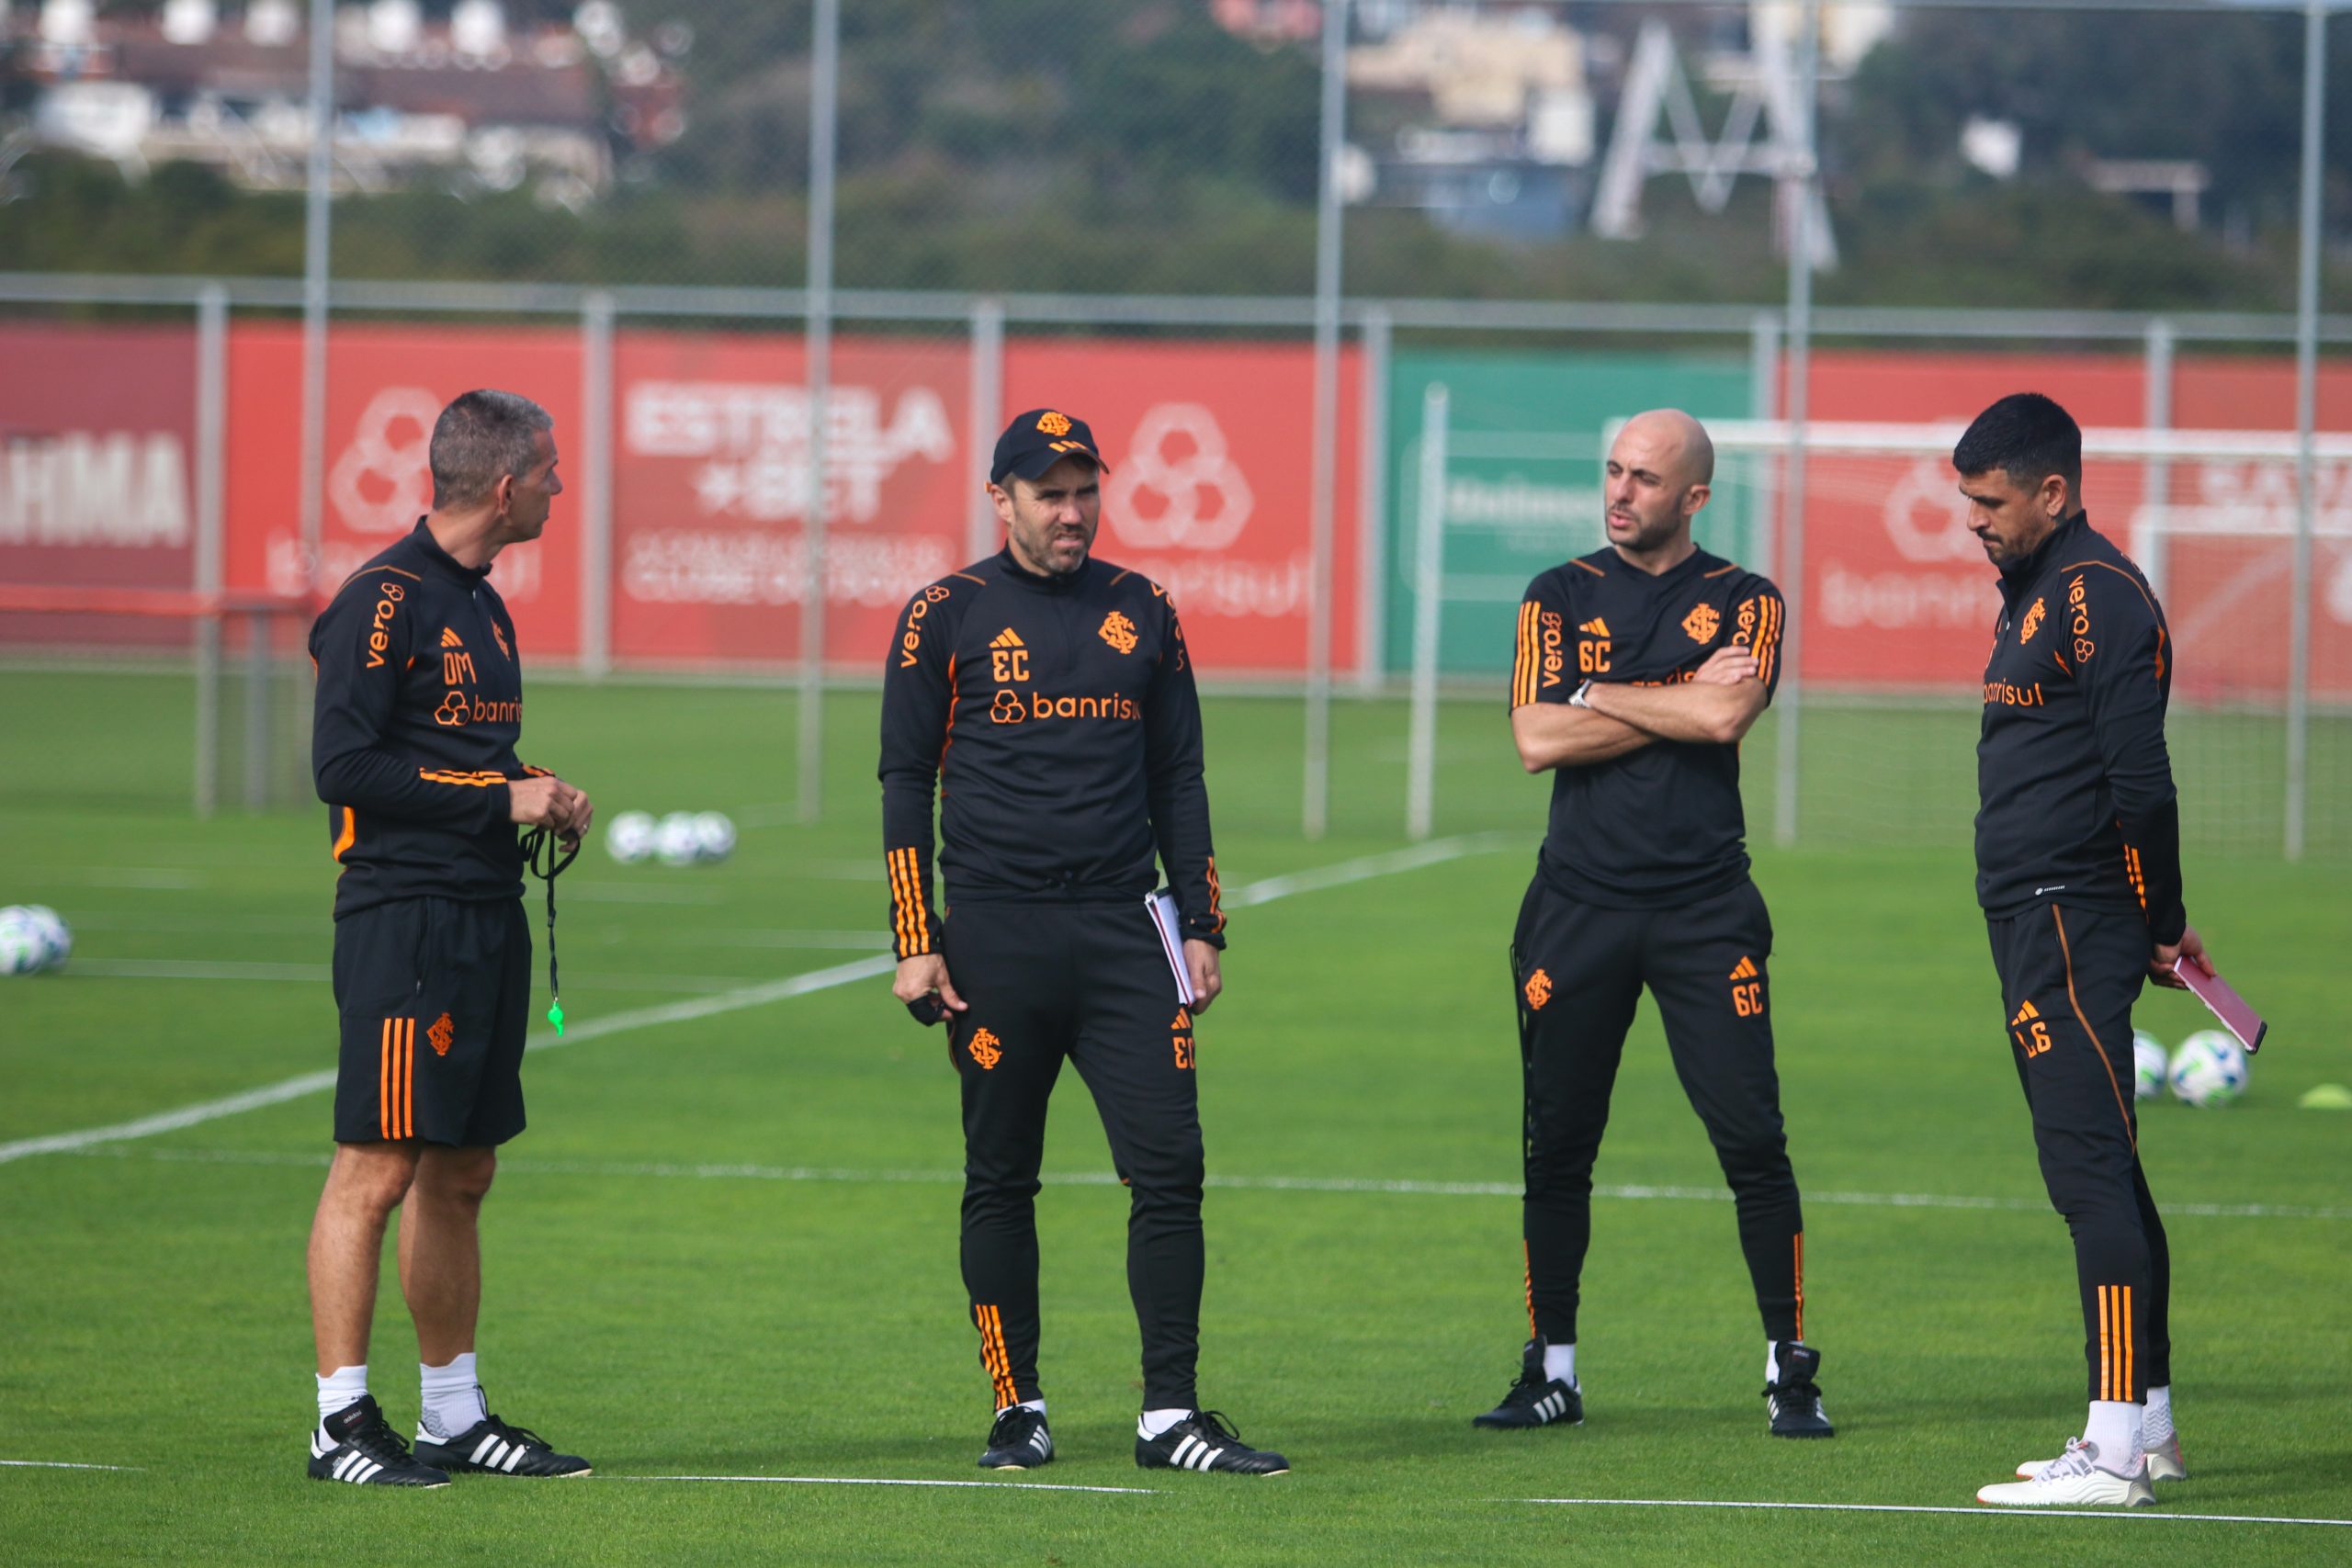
[509,773,592,850]
[2151,923,2205,989]
[1690,644,1759,686]
[1183,939,1223,1016]
[895,953,967,1017]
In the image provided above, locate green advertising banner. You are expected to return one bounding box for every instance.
[1384,349,1757,676]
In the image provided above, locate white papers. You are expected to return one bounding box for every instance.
[1147,889,1196,1007]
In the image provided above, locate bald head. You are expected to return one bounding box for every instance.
[1602,409,1713,567]
[1617,409,1714,489]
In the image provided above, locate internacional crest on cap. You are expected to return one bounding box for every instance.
[1036,411,1073,437]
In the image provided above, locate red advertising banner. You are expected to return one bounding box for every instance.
[1004,338,1363,679]
[222,321,585,659]
[0,324,198,647]
[2166,360,2352,705]
[1794,352,2352,700]
[1797,353,2143,689]
[611,332,969,668]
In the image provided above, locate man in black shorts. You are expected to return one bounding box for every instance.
[1476,409,1831,1439]
[879,409,1287,1477]
[301,389,594,1487]
[1959,393,2204,1510]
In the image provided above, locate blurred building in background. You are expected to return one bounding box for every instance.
[2,0,685,204]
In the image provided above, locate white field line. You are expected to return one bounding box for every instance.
[59,1146,2352,1222]
[0,1459,141,1472]
[619,1474,1153,1495]
[0,835,1512,1168]
[1520,1497,2352,1529]
[69,960,860,995]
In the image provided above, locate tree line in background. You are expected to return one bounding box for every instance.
[1,0,2346,312]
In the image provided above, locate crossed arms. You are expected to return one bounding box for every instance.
[1510,644,1770,773]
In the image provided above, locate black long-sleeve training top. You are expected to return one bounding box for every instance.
[310,519,537,919]
[1510,547,1786,909]
[877,547,1225,961]
[1975,512,2186,944]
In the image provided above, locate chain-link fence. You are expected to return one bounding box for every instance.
[2,0,2345,853]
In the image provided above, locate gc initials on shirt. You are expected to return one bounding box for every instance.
[1577,617,1612,674]
[990,628,1030,684]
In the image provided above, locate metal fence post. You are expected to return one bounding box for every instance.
[1304,0,1349,840]
[1406,384,1449,842]
[581,290,616,679]
[299,0,334,599]
[967,298,1004,563]
[1357,303,1391,694]
[1771,0,1821,850]
[2140,318,2175,603]
[2286,0,2327,863]
[798,0,840,826]
[194,284,228,818]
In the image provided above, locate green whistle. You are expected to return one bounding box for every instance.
[548,1000,565,1035]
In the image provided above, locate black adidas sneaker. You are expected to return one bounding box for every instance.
[1136,1411,1288,1475]
[308,1395,451,1487]
[1764,1342,1834,1438]
[413,1409,592,1477]
[1473,1338,1583,1428]
[978,1405,1054,1470]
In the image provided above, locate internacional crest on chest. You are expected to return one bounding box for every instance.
[1099,610,1139,654]
[2019,596,2046,645]
[1681,602,1721,643]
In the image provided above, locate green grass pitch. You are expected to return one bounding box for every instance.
[1,671,2346,1566]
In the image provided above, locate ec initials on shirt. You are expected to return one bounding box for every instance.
[1577,616,1612,675]
[989,627,1030,684]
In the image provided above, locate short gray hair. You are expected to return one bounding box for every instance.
[430,389,553,510]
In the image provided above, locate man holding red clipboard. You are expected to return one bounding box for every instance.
[1957,393,2226,1510]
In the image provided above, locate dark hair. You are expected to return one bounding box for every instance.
[430,389,553,510]
[1951,392,2081,495]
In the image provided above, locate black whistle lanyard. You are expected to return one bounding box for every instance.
[519,826,582,1034]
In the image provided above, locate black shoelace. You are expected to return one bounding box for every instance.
[519,825,580,1034]
[347,1405,418,1460]
[1184,1410,1248,1445]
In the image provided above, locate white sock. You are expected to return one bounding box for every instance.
[2084,1399,2142,1472]
[1543,1342,1577,1387]
[997,1398,1046,1419]
[418,1352,487,1439]
[2141,1385,2174,1447]
[1766,1343,1781,1383]
[1138,1406,1192,1439]
[316,1364,368,1428]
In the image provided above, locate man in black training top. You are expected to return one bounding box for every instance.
[879,409,1287,1477]
[302,389,594,1488]
[1480,408,1832,1439]
[1960,393,2206,1511]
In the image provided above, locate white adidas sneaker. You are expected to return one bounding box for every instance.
[1977,1438,2154,1507]
[2015,1429,2185,1482]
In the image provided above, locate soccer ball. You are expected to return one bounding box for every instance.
[0,906,48,976]
[691,811,736,864]
[605,810,657,863]
[2169,1030,2249,1109]
[23,904,70,973]
[2131,1030,2168,1102]
[654,811,703,866]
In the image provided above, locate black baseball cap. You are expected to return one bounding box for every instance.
[991,408,1108,485]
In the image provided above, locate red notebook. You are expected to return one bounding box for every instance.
[2173,956,2267,1055]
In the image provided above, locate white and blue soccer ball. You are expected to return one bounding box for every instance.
[691,811,736,864]
[2169,1029,2249,1109]
[2132,1029,2169,1102]
[654,811,703,867]
[0,904,63,976]
[0,907,44,976]
[605,810,658,863]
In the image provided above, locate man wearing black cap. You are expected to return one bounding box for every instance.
[877,409,1288,1477]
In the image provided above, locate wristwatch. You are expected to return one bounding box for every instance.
[1569,680,1593,708]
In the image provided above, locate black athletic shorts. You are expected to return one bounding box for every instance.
[332,896,531,1146]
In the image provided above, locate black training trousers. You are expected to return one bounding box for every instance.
[1986,901,2171,1404]
[1512,875,1806,1347]
[943,899,1204,1412]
